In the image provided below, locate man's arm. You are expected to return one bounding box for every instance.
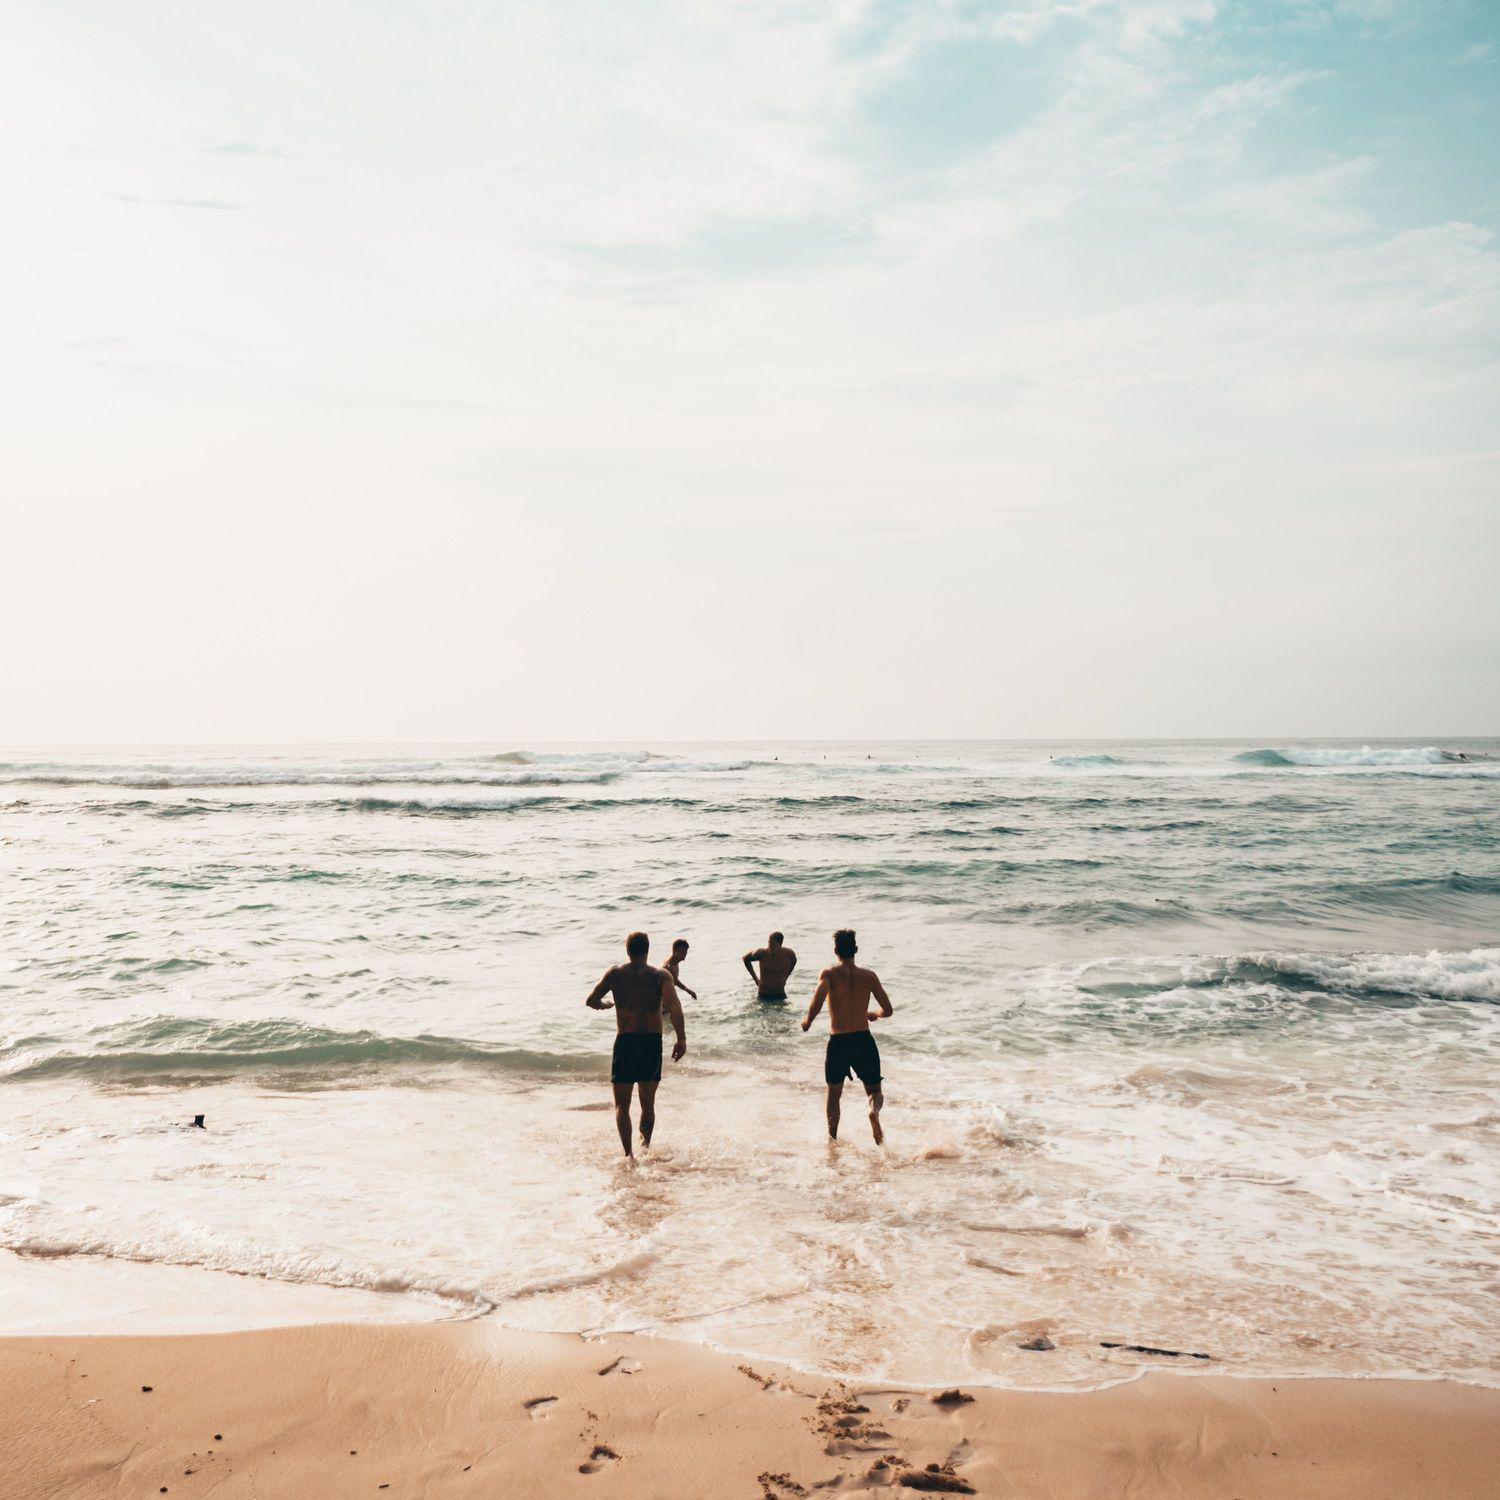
[671,971,697,1000]
[784,950,798,981]
[801,972,830,1032]
[585,968,616,1009]
[868,971,893,1021]
[742,949,761,981]
[661,971,687,1060]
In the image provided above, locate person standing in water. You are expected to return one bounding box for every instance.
[664,937,697,1001]
[743,930,797,1000]
[801,929,892,1144]
[585,931,686,1158]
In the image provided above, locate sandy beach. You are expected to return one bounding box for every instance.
[4,1320,1498,1499]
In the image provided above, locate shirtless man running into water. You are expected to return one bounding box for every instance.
[585,931,687,1158]
[801,929,892,1144]
[743,931,797,1000]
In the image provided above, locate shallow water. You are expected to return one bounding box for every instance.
[1,739,1497,1386]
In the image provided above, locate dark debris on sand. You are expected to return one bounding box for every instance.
[897,1463,977,1493]
[578,1439,621,1474]
[1100,1341,1211,1360]
[929,1389,974,1406]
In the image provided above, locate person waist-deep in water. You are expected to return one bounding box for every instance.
[664,937,697,1002]
[585,931,687,1158]
[743,930,797,1000]
[802,928,892,1144]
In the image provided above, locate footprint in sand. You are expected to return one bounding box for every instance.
[523,1396,558,1420]
[813,1393,896,1457]
[855,1390,911,1418]
[757,1473,808,1499]
[578,1443,620,1474]
[596,1356,642,1377]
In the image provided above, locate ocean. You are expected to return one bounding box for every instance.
[1,740,1496,1388]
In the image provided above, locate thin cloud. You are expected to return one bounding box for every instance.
[208,141,286,157]
[563,212,877,293]
[109,192,240,210]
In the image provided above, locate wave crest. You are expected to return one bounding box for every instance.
[1235,746,1458,768]
[1229,947,1500,1004]
[0,1017,595,1084]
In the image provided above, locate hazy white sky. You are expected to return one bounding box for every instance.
[4,0,1497,741]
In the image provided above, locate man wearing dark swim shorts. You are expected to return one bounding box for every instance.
[801,928,893,1144]
[585,931,686,1158]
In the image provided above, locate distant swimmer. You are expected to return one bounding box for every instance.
[585,931,686,1158]
[801,929,892,1144]
[743,931,797,1000]
[664,937,697,1001]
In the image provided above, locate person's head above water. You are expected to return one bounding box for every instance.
[625,931,650,961]
[672,938,689,957]
[833,928,857,960]
[768,931,784,947]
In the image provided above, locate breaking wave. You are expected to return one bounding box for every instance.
[0,1018,594,1084]
[1065,946,1500,1013]
[1235,746,1471,769]
[1226,946,1500,1005]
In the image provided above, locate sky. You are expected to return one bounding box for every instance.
[4,0,1497,742]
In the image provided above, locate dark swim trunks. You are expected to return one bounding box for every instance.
[759,991,787,1002]
[824,1031,882,1091]
[611,1032,663,1084]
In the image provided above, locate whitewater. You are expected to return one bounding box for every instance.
[1,739,1497,1388]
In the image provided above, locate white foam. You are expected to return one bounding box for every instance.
[1252,947,1500,1003]
[1272,746,1449,766]
[0,1250,438,1334]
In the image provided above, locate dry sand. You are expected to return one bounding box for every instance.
[3,1320,1497,1498]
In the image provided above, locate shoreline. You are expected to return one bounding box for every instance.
[4,1321,1499,1498]
[3,1247,1497,1397]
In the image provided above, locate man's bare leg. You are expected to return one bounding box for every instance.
[637,1079,659,1150]
[826,1083,842,1140]
[866,1087,884,1146]
[612,1082,635,1157]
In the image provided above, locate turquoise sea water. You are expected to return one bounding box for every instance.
[1,740,1496,1385]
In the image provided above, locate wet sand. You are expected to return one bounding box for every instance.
[3,1321,1498,1498]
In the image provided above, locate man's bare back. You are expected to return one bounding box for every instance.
[818,962,889,1034]
[743,932,797,998]
[590,961,674,1033]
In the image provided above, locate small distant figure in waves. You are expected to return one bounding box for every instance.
[801,928,892,1144]
[743,930,797,1000]
[665,937,697,1001]
[585,931,687,1158]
